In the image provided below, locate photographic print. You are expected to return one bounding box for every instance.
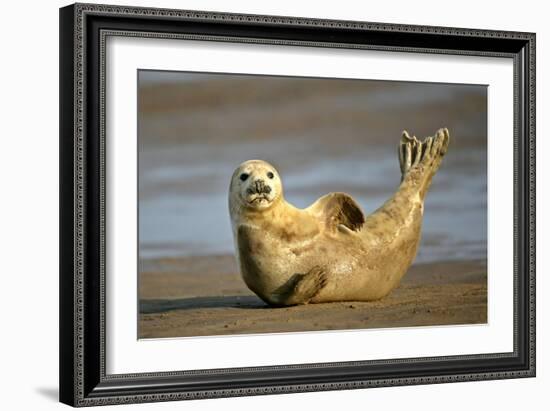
[60,4,535,405]
[138,71,488,339]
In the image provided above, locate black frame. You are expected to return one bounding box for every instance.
[60,3,536,407]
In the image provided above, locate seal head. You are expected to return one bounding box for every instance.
[229,160,282,213]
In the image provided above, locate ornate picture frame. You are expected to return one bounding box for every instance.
[59,3,535,406]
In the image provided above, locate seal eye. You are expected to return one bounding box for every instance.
[239,173,249,182]
[267,171,274,179]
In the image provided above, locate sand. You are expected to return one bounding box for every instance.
[139,255,487,338]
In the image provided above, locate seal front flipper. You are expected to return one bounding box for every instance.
[269,266,328,306]
[308,193,365,232]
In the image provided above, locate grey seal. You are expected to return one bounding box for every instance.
[229,128,450,306]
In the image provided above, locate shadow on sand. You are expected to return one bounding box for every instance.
[140,295,266,314]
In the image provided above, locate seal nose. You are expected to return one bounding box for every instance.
[247,179,271,195]
[255,179,272,194]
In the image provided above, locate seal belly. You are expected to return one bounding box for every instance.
[311,199,424,303]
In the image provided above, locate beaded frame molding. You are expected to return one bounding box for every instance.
[59,3,536,407]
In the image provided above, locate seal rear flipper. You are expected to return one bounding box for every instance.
[308,192,365,232]
[399,128,450,197]
[268,266,328,306]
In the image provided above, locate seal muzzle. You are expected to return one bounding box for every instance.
[247,179,272,195]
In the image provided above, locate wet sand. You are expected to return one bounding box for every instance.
[139,256,487,338]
